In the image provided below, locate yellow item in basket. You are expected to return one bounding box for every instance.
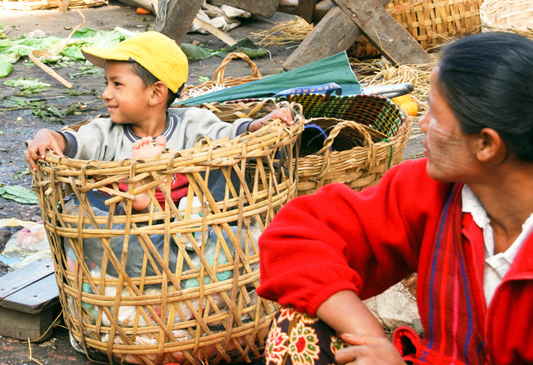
[400,101,419,116]
[392,94,413,105]
[392,95,418,116]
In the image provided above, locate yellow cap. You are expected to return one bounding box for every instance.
[81,31,188,93]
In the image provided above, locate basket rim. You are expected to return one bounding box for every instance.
[36,117,304,171]
[480,0,533,36]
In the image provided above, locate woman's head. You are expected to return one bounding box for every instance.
[435,32,533,162]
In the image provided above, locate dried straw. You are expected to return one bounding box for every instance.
[252,17,313,46]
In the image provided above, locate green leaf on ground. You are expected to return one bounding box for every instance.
[3,77,51,94]
[180,43,214,61]
[0,183,39,204]
[0,59,13,78]
[215,38,267,59]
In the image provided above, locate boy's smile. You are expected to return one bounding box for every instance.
[102,61,153,127]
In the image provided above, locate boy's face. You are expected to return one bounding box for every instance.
[102,61,153,125]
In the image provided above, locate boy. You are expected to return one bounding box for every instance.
[25,31,293,209]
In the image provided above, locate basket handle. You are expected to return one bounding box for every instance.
[314,120,377,184]
[212,52,262,86]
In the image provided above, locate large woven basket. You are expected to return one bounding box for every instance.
[31,112,303,364]
[480,0,533,39]
[350,0,484,58]
[180,52,263,102]
[180,94,411,196]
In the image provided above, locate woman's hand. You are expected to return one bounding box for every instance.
[335,333,406,365]
[248,107,294,132]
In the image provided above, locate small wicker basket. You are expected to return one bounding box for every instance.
[32,110,303,364]
[480,0,533,39]
[180,52,263,101]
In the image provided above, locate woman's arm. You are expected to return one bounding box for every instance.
[317,290,406,364]
[315,290,385,337]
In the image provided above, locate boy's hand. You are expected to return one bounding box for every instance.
[248,107,294,132]
[25,129,66,172]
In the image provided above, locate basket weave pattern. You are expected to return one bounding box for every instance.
[291,95,411,195]
[183,95,412,197]
[480,0,533,39]
[32,117,303,364]
[350,0,484,58]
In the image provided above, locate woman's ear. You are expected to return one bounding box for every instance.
[476,127,507,164]
[149,81,168,106]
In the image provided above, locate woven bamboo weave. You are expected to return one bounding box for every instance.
[350,0,484,58]
[480,0,533,39]
[184,95,411,196]
[293,95,411,196]
[31,111,304,365]
[180,52,263,101]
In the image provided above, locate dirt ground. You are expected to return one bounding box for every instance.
[0,3,424,364]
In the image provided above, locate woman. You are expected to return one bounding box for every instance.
[257,32,533,364]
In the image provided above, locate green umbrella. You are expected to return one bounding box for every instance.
[177,51,361,105]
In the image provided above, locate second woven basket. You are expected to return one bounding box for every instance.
[181,94,412,196]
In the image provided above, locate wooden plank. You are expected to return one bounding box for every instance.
[0,258,60,342]
[313,0,334,22]
[0,305,58,341]
[0,258,55,300]
[279,0,318,22]
[156,0,204,45]
[213,0,281,18]
[283,5,367,70]
[295,0,317,23]
[192,17,237,46]
[333,0,432,65]
[1,274,59,314]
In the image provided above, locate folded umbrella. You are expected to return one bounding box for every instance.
[177,51,362,105]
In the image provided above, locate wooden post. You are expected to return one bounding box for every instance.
[313,0,334,22]
[283,0,432,70]
[295,0,317,23]
[155,0,204,45]
[334,0,432,65]
[283,3,382,70]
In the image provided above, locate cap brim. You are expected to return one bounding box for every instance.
[81,47,130,68]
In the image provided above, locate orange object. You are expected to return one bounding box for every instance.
[136,7,150,14]
[392,94,413,105]
[400,101,418,116]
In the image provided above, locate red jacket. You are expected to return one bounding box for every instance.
[257,158,533,364]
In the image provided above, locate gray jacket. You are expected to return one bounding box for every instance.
[61,107,251,160]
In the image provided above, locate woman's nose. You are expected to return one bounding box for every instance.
[418,113,429,134]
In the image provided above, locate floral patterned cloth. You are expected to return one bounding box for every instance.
[265,307,345,365]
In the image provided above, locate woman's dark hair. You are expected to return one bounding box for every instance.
[436,32,533,162]
[130,62,182,108]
